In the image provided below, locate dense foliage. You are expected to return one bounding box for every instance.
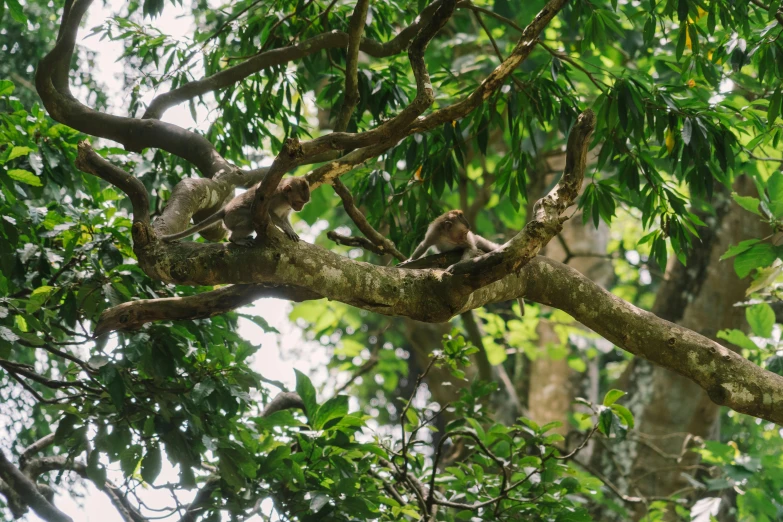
[1,0,783,520]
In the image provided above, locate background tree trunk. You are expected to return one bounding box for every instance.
[589,175,768,519]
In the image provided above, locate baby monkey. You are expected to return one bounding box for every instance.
[162,177,310,245]
[409,209,525,315]
[410,209,500,261]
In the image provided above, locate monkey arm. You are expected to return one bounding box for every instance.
[271,211,299,241]
[161,209,226,242]
[473,234,500,252]
[459,233,480,260]
[410,237,434,260]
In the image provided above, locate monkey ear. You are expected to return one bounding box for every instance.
[284,184,292,192]
[443,220,453,230]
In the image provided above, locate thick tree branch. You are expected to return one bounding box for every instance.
[75,142,151,225]
[447,109,595,294]
[333,0,371,132]
[131,105,591,323]
[94,283,320,335]
[142,1,445,120]
[0,451,73,522]
[130,220,783,425]
[20,455,145,522]
[410,0,568,134]
[36,0,235,178]
[301,0,570,191]
[19,434,56,470]
[330,179,407,260]
[251,0,455,231]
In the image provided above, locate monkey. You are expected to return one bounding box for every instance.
[161,177,310,245]
[408,209,525,315]
[409,209,500,261]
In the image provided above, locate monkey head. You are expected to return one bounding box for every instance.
[441,210,471,242]
[284,178,311,211]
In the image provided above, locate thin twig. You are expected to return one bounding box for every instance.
[536,40,608,92]
[472,10,526,91]
[330,179,407,260]
[457,1,524,33]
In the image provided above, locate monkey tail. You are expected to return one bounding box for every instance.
[160,210,225,242]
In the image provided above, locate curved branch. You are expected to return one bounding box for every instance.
[0,451,73,522]
[94,283,320,336]
[22,455,145,522]
[152,177,234,239]
[75,142,151,225]
[410,0,568,134]
[332,0,370,132]
[447,109,596,293]
[142,1,446,120]
[131,224,783,425]
[252,0,456,231]
[35,0,235,178]
[19,434,56,470]
[302,0,571,190]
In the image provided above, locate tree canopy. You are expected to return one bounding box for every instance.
[1,0,783,520]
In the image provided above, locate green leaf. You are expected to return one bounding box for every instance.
[7,169,42,187]
[7,146,34,161]
[720,239,761,260]
[717,329,758,351]
[598,408,613,436]
[611,404,635,429]
[677,0,689,22]
[237,313,280,333]
[734,243,777,278]
[643,16,656,45]
[746,303,775,338]
[682,118,692,145]
[766,355,783,376]
[103,365,126,409]
[192,379,216,402]
[86,451,107,486]
[466,417,487,441]
[295,369,318,419]
[769,86,782,124]
[5,0,25,23]
[603,389,626,406]
[731,193,761,216]
[0,80,14,96]
[767,171,783,218]
[141,445,162,484]
[26,285,54,313]
[676,24,687,60]
[313,395,348,430]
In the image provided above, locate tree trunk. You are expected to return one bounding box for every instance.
[589,176,768,519]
